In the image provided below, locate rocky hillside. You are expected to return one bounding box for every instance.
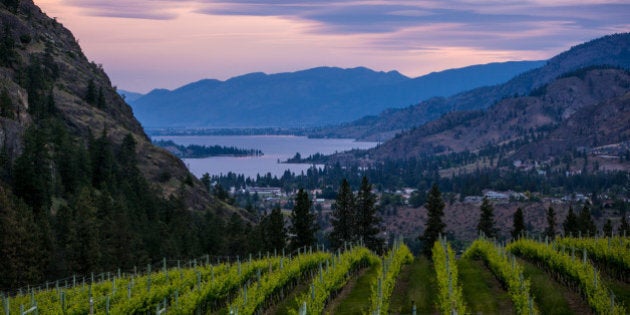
[317,33,630,141]
[129,61,542,129]
[369,67,630,161]
[0,0,220,211]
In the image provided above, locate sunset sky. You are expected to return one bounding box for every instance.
[36,0,630,93]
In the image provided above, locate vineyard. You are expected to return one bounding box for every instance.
[1,237,628,315]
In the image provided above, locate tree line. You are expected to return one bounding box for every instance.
[419,184,630,256]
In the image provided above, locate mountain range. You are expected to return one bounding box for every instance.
[312,33,630,141]
[367,66,630,162]
[127,61,544,128]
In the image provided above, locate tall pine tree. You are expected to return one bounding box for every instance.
[290,188,316,250]
[355,176,382,252]
[329,179,355,250]
[264,206,287,252]
[511,208,525,240]
[577,205,596,236]
[563,206,578,237]
[477,197,497,238]
[419,184,445,257]
[603,219,613,237]
[619,215,629,237]
[544,207,556,239]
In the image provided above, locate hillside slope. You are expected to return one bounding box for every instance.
[369,67,630,161]
[0,0,248,289]
[317,34,630,141]
[129,61,543,128]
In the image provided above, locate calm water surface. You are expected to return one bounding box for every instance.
[154,135,377,178]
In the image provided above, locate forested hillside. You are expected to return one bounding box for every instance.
[0,0,253,290]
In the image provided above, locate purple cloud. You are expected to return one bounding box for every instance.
[196,0,630,51]
[64,0,183,20]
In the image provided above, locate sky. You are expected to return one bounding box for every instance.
[36,0,630,93]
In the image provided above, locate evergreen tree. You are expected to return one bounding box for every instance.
[563,206,579,237]
[577,205,597,236]
[12,127,52,212]
[264,206,287,252]
[0,89,13,118]
[419,184,445,257]
[619,215,630,237]
[603,219,613,237]
[69,187,101,274]
[200,173,211,192]
[511,208,525,240]
[477,197,497,238]
[355,176,382,252]
[85,79,96,104]
[290,188,316,250]
[0,188,42,288]
[544,206,556,239]
[97,87,106,109]
[329,179,355,249]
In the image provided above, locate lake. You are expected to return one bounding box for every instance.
[153,135,378,178]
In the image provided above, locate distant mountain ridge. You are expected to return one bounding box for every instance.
[315,33,630,140]
[367,67,630,162]
[128,61,544,128]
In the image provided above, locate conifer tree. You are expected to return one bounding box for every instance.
[0,188,42,288]
[577,205,596,236]
[356,176,382,252]
[511,207,525,240]
[477,197,497,238]
[619,215,629,237]
[419,184,445,257]
[603,219,613,237]
[97,87,106,109]
[290,188,316,250]
[563,206,578,236]
[85,79,96,104]
[544,206,556,238]
[264,206,287,252]
[330,179,355,249]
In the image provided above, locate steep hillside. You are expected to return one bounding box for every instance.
[370,68,630,161]
[319,34,630,140]
[0,0,250,289]
[129,61,543,128]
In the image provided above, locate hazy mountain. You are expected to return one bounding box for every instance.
[368,67,630,161]
[128,61,543,128]
[313,33,630,141]
[118,89,144,103]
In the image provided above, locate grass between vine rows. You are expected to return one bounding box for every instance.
[330,264,379,314]
[519,259,585,315]
[457,257,514,314]
[389,257,438,314]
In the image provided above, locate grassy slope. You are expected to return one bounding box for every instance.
[457,258,514,314]
[389,257,438,314]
